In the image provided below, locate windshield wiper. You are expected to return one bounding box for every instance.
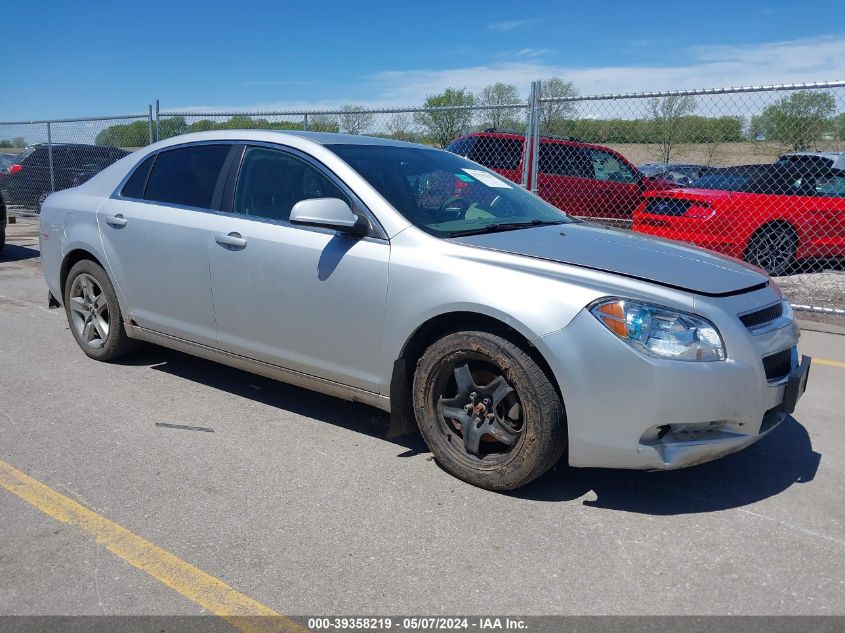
[447,219,566,238]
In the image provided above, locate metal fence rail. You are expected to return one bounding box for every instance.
[1,80,844,314]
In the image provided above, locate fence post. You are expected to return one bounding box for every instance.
[46,121,55,194]
[520,85,535,188]
[303,113,309,131]
[148,105,154,145]
[155,99,160,142]
[521,81,542,192]
[529,80,541,194]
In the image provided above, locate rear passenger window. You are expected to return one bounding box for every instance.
[468,138,523,170]
[539,144,590,177]
[121,155,155,199]
[234,146,348,222]
[143,145,231,209]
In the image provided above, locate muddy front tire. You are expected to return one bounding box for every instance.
[413,330,566,491]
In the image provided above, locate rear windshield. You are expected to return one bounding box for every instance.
[13,146,39,165]
[776,155,836,170]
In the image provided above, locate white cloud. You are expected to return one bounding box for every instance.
[169,36,845,114]
[486,19,533,32]
[369,36,845,104]
[510,48,552,58]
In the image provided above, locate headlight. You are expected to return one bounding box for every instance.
[590,298,725,361]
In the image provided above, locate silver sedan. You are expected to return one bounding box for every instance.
[39,131,811,490]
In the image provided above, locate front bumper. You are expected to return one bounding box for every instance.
[536,305,807,470]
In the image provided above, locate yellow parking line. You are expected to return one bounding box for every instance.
[0,459,307,633]
[814,358,845,369]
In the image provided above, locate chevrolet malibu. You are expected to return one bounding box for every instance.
[39,131,811,490]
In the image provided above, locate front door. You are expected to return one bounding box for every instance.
[207,145,389,392]
[587,148,641,220]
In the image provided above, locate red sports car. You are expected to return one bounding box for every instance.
[633,164,845,275]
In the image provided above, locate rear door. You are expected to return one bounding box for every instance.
[536,142,595,216]
[97,143,234,346]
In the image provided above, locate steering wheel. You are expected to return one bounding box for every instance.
[438,195,470,219]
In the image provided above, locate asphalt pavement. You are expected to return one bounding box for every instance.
[1,221,843,619]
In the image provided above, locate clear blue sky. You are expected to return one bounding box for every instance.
[2,0,844,119]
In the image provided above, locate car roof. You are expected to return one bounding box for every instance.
[141,130,437,154]
[779,151,845,169]
[781,150,845,158]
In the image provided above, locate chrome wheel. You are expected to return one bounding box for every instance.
[68,273,110,348]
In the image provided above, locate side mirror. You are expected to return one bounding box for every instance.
[289,197,368,236]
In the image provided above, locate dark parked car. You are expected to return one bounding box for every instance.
[684,164,771,192]
[0,189,6,256]
[0,143,128,211]
[0,152,15,173]
[638,163,714,187]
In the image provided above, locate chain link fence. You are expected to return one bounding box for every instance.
[1,81,843,315]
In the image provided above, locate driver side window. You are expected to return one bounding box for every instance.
[235,146,348,222]
[590,149,636,183]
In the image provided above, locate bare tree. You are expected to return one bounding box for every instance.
[539,78,578,135]
[386,112,414,141]
[477,82,523,130]
[649,95,696,162]
[340,105,374,135]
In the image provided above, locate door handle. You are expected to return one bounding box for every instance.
[104,213,127,227]
[214,232,247,249]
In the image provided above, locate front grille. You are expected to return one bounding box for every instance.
[763,348,793,382]
[740,302,784,329]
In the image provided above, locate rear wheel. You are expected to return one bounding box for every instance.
[413,330,566,490]
[64,259,136,361]
[745,224,797,276]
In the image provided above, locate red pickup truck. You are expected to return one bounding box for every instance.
[447,131,676,222]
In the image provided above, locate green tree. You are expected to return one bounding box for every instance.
[188,119,221,132]
[477,82,523,130]
[0,140,13,148]
[414,88,475,148]
[539,78,578,135]
[158,116,188,140]
[829,112,845,141]
[95,120,150,147]
[13,136,26,148]
[649,94,696,162]
[752,91,836,150]
[339,105,374,135]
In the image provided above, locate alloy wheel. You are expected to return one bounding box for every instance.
[748,228,795,275]
[68,273,110,348]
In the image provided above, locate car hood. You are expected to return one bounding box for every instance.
[449,223,769,296]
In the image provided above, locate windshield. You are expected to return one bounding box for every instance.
[691,172,750,191]
[327,144,572,237]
